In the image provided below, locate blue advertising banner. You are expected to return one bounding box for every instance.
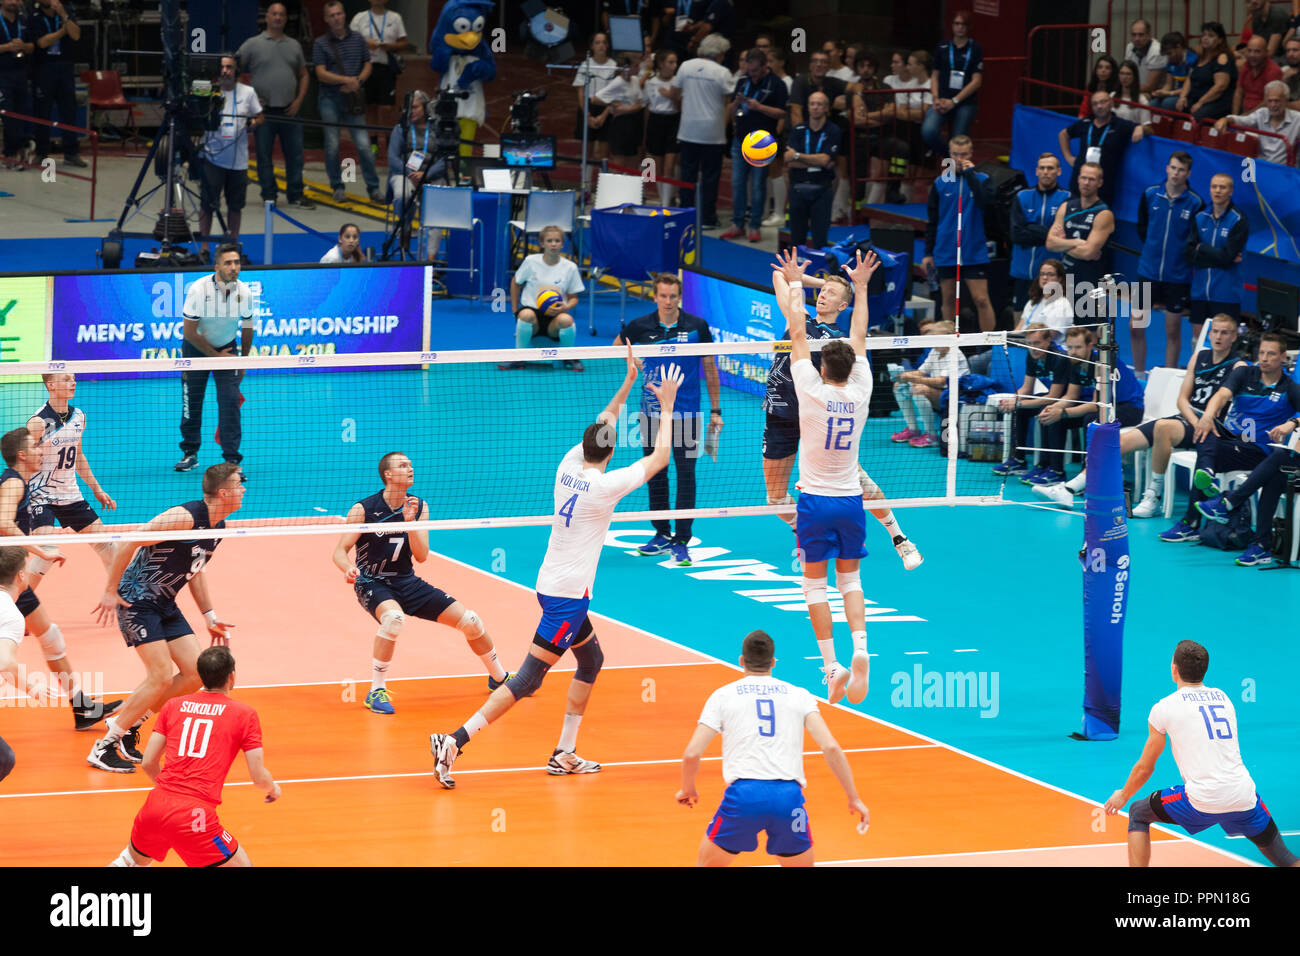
[681,267,781,396]
[51,265,428,361]
[1079,420,1129,741]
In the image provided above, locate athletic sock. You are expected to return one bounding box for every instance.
[102,716,125,744]
[371,658,388,692]
[1064,471,1087,493]
[557,712,583,752]
[877,510,901,537]
[851,630,868,655]
[657,179,671,206]
[514,318,533,350]
[480,649,507,682]
[453,710,489,750]
[558,323,577,349]
[1148,473,1165,495]
[817,638,837,670]
[895,386,918,429]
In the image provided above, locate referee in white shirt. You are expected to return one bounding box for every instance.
[176,245,256,473]
[677,630,869,866]
[1105,639,1299,867]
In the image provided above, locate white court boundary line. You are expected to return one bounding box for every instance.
[805,841,1205,866]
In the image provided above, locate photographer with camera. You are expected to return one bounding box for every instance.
[313,0,383,204]
[386,91,448,255]
[197,55,263,262]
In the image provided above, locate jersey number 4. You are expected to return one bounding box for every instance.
[56,446,78,470]
[824,417,854,450]
[177,716,214,758]
[559,493,578,527]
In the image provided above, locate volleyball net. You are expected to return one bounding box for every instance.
[0,334,1014,548]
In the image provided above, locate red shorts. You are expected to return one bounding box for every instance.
[129,788,239,867]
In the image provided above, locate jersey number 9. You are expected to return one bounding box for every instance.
[756,698,775,737]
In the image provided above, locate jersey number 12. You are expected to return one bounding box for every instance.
[824,417,854,450]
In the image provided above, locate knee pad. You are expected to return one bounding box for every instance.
[836,568,862,597]
[572,636,604,683]
[0,737,13,782]
[504,653,550,701]
[455,608,484,641]
[27,555,55,576]
[802,576,828,606]
[1126,795,1157,833]
[37,623,65,661]
[857,466,881,499]
[91,541,116,561]
[376,610,404,642]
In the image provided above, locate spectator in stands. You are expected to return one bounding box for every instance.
[591,54,646,175]
[1124,19,1167,94]
[1133,151,1204,372]
[1218,80,1300,165]
[0,0,33,169]
[921,135,998,332]
[1281,37,1300,105]
[1029,326,1144,490]
[28,0,84,168]
[1047,162,1114,303]
[1197,418,1300,566]
[1186,172,1248,338]
[1175,22,1236,121]
[1115,60,1152,126]
[784,90,839,250]
[992,323,1069,477]
[722,47,786,241]
[676,0,735,60]
[849,52,907,207]
[1079,54,1122,117]
[851,50,878,91]
[1234,35,1283,115]
[498,225,586,372]
[198,55,263,261]
[762,47,792,225]
[1129,314,1244,517]
[896,51,934,202]
[1238,0,1289,61]
[825,39,855,83]
[387,91,447,251]
[890,320,969,449]
[351,0,406,111]
[1060,91,1144,206]
[1010,154,1070,315]
[1163,333,1300,560]
[767,45,792,92]
[314,0,384,203]
[320,222,365,263]
[239,3,314,210]
[673,33,734,230]
[1151,32,1196,112]
[575,32,618,164]
[789,49,851,221]
[924,10,984,157]
[644,49,681,208]
[1013,259,1073,336]
[842,44,866,84]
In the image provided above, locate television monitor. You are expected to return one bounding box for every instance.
[1256,276,1299,333]
[501,134,556,169]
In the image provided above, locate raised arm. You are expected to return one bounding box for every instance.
[842,249,882,356]
[597,340,643,427]
[772,248,811,365]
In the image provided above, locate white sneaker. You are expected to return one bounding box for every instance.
[1033,483,1075,509]
[894,537,923,571]
[846,650,870,704]
[822,663,850,704]
[547,749,602,775]
[429,733,459,789]
[762,212,784,227]
[1131,489,1161,518]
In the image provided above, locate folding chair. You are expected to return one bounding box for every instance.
[421,184,481,296]
[508,189,577,267]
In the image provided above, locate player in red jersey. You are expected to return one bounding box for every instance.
[108,645,280,867]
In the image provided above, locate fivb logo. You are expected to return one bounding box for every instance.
[49,887,152,936]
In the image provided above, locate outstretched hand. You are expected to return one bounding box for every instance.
[842,248,881,288]
[624,339,643,378]
[772,247,808,285]
[648,363,684,409]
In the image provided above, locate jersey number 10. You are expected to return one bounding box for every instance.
[177,716,214,758]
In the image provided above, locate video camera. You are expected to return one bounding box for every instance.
[509,89,547,135]
[431,87,471,153]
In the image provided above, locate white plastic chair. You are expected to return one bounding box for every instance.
[508,189,577,265]
[1132,367,1186,491]
[421,185,481,294]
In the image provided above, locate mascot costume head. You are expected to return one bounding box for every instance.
[428,0,498,155]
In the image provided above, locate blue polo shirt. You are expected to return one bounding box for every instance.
[621,310,714,415]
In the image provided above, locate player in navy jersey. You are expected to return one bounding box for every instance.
[615,272,723,567]
[1163,332,1300,555]
[24,372,118,589]
[762,269,922,571]
[87,463,245,773]
[0,428,120,732]
[332,452,508,715]
[1105,640,1298,867]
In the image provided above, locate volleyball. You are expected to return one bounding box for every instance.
[741,130,778,167]
[535,288,565,316]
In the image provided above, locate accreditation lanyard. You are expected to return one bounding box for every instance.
[947,41,971,91]
[43,15,61,55]
[405,124,431,173]
[220,89,241,140]
[0,15,20,43]
[368,11,387,42]
[1086,122,1112,150]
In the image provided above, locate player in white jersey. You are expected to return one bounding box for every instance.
[429,345,682,788]
[1104,639,1298,867]
[25,372,118,588]
[773,247,879,707]
[676,629,869,865]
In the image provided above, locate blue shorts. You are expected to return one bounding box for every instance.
[355,574,457,622]
[30,499,99,531]
[1152,785,1273,838]
[535,593,590,652]
[706,779,812,856]
[118,601,194,647]
[796,493,867,564]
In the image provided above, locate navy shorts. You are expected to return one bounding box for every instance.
[762,412,801,460]
[796,492,868,564]
[937,263,988,281]
[1189,299,1237,325]
[1012,276,1032,310]
[118,601,194,647]
[16,587,39,617]
[706,779,813,856]
[1149,785,1273,838]
[29,499,99,531]
[1146,280,1190,313]
[535,593,591,652]
[355,574,457,622]
[1135,415,1194,449]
